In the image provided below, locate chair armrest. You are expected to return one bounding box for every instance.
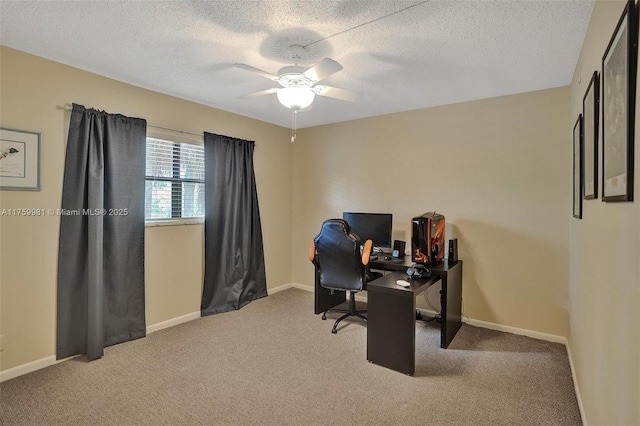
[362,239,373,265]
[308,239,315,262]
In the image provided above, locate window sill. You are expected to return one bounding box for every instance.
[145,218,204,227]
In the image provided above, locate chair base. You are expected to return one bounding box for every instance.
[322,291,366,334]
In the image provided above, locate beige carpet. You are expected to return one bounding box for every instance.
[0,288,581,425]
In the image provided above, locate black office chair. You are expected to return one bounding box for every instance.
[308,219,378,334]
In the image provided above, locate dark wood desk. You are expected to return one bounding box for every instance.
[313,256,463,375]
[367,258,463,375]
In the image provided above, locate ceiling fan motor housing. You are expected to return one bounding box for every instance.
[277,66,315,88]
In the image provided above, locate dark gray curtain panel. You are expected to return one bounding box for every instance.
[201,132,267,316]
[57,104,147,360]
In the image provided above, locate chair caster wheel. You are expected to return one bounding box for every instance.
[322,313,327,320]
[331,328,337,334]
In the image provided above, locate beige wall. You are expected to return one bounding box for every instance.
[3,6,640,421]
[569,1,640,425]
[292,87,571,337]
[0,47,292,371]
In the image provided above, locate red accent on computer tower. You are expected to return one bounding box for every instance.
[411,212,445,265]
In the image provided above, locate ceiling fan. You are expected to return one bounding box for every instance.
[234,45,358,111]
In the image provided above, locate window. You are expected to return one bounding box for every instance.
[145,137,204,222]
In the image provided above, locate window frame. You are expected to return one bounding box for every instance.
[144,132,205,227]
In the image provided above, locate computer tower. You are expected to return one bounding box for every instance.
[411,212,445,265]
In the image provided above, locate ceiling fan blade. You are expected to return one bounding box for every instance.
[303,58,343,82]
[313,85,359,102]
[237,88,279,99]
[233,63,279,81]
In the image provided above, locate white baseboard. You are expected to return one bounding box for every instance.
[461,316,566,344]
[146,311,201,334]
[565,340,587,425]
[290,283,561,340]
[1,311,202,382]
[0,355,58,383]
[416,308,567,345]
[269,283,313,294]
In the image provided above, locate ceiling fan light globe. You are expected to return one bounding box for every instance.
[277,87,315,110]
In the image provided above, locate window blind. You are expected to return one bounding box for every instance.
[145,137,205,219]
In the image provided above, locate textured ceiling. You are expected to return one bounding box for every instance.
[0,1,594,129]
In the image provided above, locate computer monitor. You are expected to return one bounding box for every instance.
[342,212,393,249]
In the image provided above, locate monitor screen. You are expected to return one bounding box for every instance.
[342,212,393,248]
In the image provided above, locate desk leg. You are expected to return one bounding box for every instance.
[441,261,463,348]
[314,271,346,314]
[367,288,416,375]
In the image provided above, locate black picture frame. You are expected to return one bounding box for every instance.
[573,115,583,219]
[601,0,637,202]
[582,71,599,200]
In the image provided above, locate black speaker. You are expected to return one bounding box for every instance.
[448,238,458,263]
[393,240,406,258]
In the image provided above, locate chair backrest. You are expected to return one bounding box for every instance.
[312,219,369,292]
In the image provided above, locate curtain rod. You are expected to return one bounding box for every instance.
[147,124,202,138]
[61,104,203,137]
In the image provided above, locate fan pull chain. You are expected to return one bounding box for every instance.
[291,110,298,143]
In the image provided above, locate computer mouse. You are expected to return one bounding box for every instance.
[384,255,391,260]
[396,279,410,288]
